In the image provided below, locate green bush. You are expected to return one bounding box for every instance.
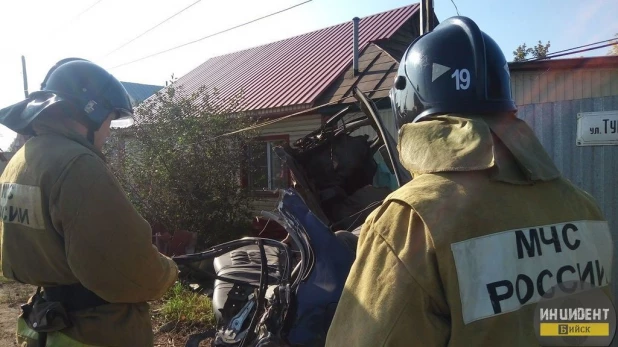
[104,82,261,248]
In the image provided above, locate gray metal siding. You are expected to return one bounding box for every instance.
[510,68,618,106]
[517,96,618,310]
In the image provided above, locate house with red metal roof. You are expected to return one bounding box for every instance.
[172,4,423,117]
[163,3,430,211]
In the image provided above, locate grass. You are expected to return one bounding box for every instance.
[151,282,217,346]
[0,275,216,329]
[160,282,216,329]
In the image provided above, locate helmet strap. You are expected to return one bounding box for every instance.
[66,113,98,146]
[81,114,101,146]
[87,128,96,145]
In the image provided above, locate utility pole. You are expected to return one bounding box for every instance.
[8,55,32,153]
[426,0,435,33]
[21,55,29,98]
[419,0,435,35]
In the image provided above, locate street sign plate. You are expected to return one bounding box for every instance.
[576,111,618,146]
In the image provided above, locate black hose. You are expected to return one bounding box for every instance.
[239,239,269,347]
[173,238,291,281]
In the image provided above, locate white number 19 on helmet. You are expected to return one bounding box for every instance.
[451,69,471,90]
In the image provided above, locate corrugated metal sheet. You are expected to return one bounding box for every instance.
[121,82,163,105]
[170,4,419,113]
[517,96,618,316]
[510,68,618,106]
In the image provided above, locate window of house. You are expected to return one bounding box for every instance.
[247,139,289,191]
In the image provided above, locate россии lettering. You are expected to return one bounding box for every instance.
[0,183,45,229]
[486,223,609,314]
[0,205,30,225]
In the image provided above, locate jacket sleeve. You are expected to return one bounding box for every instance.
[325,201,450,347]
[50,154,178,303]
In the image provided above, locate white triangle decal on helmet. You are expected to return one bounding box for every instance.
[432,63,451,82]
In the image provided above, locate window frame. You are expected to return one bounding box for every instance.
[242,134,291,196]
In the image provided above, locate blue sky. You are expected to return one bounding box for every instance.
[0,0,616,149]
[336,0,618,61]
[432,0,617,59]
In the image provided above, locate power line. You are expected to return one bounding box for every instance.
[131,87,392,149]
[104,0,203,57]
[72,0,105,21]
[529,42,616,61]
[213,87,392,139]
[43,0,105,37]
[110,0,312,70]
[522,38,618,62]
[450,0,460,16]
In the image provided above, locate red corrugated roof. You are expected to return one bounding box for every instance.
[172,4,419,113]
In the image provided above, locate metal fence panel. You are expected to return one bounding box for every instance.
[517,96,618,321]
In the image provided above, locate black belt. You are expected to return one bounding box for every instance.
[43,283,109,312]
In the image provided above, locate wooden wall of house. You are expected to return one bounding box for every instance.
[249,114,322,215]
[249,109,399,218]
[510,68,618,106]
[318,43,397,105]
[375,13,420,61]
[342,108,398,140]
[255,114,322,143]
[251,196,281,216]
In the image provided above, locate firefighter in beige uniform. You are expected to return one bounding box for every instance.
[325,17,614,347]
[0,59,178,346]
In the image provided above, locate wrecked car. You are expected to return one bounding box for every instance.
[172,88,411,347]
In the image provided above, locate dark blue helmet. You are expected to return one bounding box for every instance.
[0,58,133,135]
[390,16,516,127]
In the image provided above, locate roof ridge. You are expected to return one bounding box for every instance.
[165,3,420,112]
[201,3,419,63]
[121,81,164,88]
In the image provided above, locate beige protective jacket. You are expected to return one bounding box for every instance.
[325,114,613,347]
[0,121,178,346]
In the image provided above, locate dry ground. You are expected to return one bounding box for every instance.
[0,278,213,347]
[0,278,31,347]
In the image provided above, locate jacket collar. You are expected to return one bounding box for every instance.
[33,119,107,162]
[397,114,560,185]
